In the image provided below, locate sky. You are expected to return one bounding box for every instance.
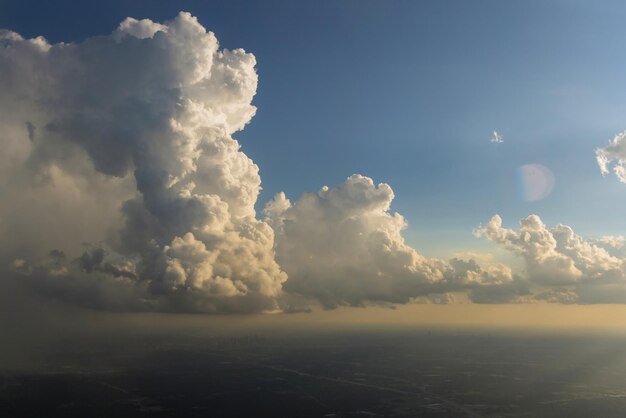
[5,1,626,247]
[3,0,626,322]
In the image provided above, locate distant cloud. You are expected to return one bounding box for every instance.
[11,13,517,313]
[265,175,524,307]
[491,130,503,144]
[586,236,626,263]
[0,12,286,313]
[534,288,578,304]
[476,214,626,303]
[412,293,456,305]
[596,131,626,182]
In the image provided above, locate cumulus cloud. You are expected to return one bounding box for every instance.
[588,235,626,260]
[475,215,582,284]
[265,175,524,307]
[596,131,626,182]
[591,235,625,250]
[0,12,286,312]
[476,214,626,303]
[3,12,587,313]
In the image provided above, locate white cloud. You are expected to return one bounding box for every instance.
[476,214,626,303]
[491,130,503,144]
[265,175,524,307]
[5,13,523,313]
[1,12,286,312]
[596,131,626,183]
[475,215,583,284]
[112,17,167,41]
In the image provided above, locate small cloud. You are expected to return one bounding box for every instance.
[596,131,626,183]
[491,130,503,144]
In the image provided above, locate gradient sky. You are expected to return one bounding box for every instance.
[4,0,626,257]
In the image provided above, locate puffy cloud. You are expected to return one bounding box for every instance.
[596,131,626,183]
[476,214,626,303]
[265,175,523,307]
[476,214,626,285]
[3,12,582,312]
[1,12,286,312]
[475,215,583,284]
[591,235,625,249]
[589,235,626,259]
[112,17,167,41]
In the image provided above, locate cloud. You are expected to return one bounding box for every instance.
[412,293,457,305]
[265,175,524,307]
[4,12,600,313]
[596,131,626,183]
[476,214,626,303]
[1,12,286,312]
[534,288,578,304]
[475,215,582,284]
[587,235,626,261]
[491,130,503,144]
[4,12,520,313]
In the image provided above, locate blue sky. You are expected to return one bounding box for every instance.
[4,0,626,257]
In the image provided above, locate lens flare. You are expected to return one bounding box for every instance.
[517,164,555,201]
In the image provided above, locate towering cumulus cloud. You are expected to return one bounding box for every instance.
[0,13,286,312]
[265,175,521,307]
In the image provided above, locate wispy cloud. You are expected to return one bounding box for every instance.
[491,130,503,144]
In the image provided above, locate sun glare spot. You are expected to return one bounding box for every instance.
[517,163,555,202]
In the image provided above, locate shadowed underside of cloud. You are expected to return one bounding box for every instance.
[1,12,624,312]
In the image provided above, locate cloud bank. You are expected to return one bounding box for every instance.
[2,12,624,313]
